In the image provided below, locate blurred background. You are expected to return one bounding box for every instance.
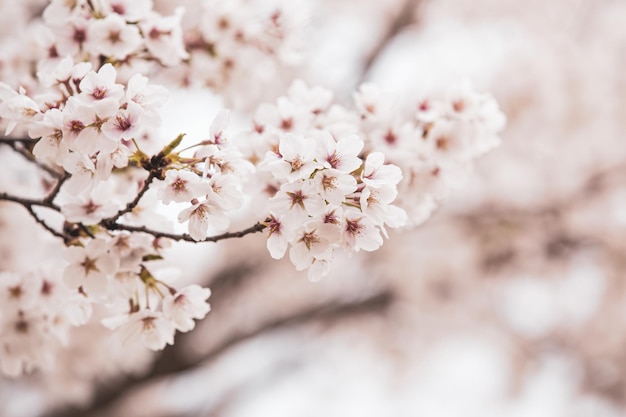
[2,0,626,416]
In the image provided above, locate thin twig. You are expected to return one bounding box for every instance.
[0,192,66,241]
[24,205,68,242]
[104,171,157,223]
[104,221,267,243]
[44,172,70,205]
[0,192,61,211]
[2,140,63,179]
[0,136,39,145]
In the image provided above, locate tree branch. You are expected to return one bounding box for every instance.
[0,138,63,178]
[24,204,68,242]
[45,289,394,417]
[103,221,267,243]
[359,0,422,82]
[0,136,39,145]
[103,171,157,224]
[0,192,67,242]
[0,192,61,211]
[44,172,70,205]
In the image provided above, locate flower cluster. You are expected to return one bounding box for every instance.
[0,57,168,224]
[39,0,188,76]
[0,0,505,382]
[155,111,254,240]
[355,81,506,225]
[235,81,406,280]
[236,80,504,278]
[172,0,302,107]
[0,270,77,376]
[0,231,212,376]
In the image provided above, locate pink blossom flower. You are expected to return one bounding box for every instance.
[341,209,383,252]
[263,214,291,259]
[361,152,402,189]
[289,222,339,271]
[87,14,143,60]
[177,197,230,241]
[269,180,326,227]
[63,239,119,296]
[139,8,189,66]
[158,170,212,205]
[78,64,124,103]
[107,309,175,351]
[162,285,211,332]
[315,132,363,173]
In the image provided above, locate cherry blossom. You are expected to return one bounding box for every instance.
[177,197,230,241]
[158,170,212,205]
[0,0,505,384]
[107,309,175,351]
[162,285,211,332]
[63,238,119,296]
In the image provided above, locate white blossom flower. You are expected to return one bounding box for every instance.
[30,108,67,165]
[341,209,383,252]
[265,133,321,181]
[95,144,131,181]
[207,174,244,210]
[269,180,326,227]
[107,309,175,351]
[208,109,230,145]
[287,80,333,116]
[177,197,229,241]
[0,272,40,313]
[288,222,339,271]
[314,169,357,206]
[63,239,119,296]
[140,8,189,66]
[0,83,40,135]
[361,152,402,189]
[263,214,291,259]
[353,83,395,121]
[315,132,363,173]
[86,14,143,60]
[37,55,92,88]
[61,151,96,193]
[52,16,90,57]
[103,0,153,21]
[162,285,211,332]
[62,96,120,155]
[158,170,212,205]
[360,185,407,229]
[61,182,122,224]
[125,73,167,125]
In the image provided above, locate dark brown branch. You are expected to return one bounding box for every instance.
[0,192,66,242]
[360,0,422,82]
[24,205,68,242]
[1,140,63,179]
[103,221,267,243]
[0,192,61,211]
[103,171,157,223]
[45,289,394,417]
[0,136,39,145]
